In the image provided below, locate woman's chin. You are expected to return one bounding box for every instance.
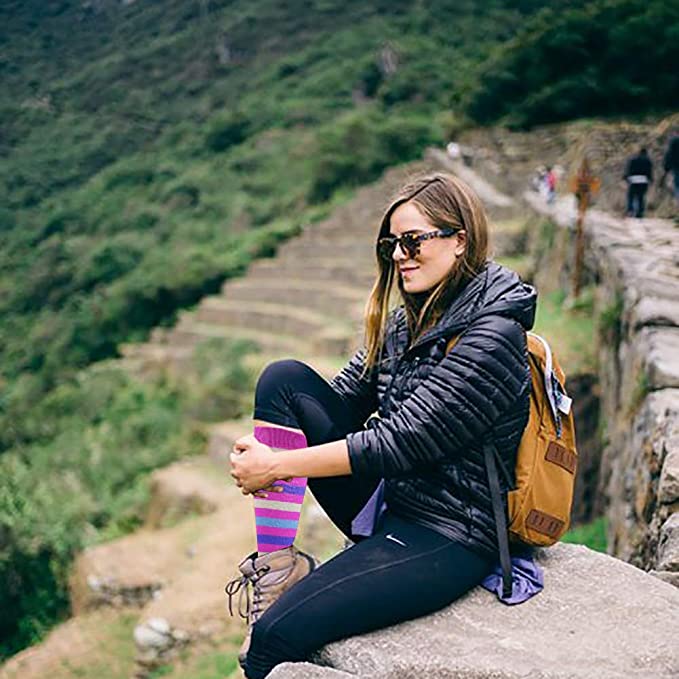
[402,280,428,294]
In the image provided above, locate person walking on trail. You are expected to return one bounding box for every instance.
[227,173,537,679]
[663,136,679,206]
[624,147,653,218]
[545,166,557,204]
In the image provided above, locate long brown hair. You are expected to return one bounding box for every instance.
[363,172,490,368]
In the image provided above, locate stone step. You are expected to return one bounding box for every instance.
[167,319,358,358]
[247,258,376,288]
[167,321,313,355]
[191,298,354,339]
[277,239,376,260]
[220,279,366,319]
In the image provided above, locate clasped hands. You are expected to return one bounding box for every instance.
[230,434,289,497]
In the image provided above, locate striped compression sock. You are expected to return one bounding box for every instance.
[253,425,308,554]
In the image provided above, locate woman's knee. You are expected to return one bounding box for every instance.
[255,359,315,398]
[253,359,320,428]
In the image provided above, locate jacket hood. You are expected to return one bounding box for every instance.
[395,261,537,352]
[463,261,537,330]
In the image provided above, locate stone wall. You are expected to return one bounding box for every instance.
[523,191,679,585]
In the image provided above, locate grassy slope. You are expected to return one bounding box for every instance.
[0,0,540,383]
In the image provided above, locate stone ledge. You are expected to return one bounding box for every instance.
[269,544,679,679]
[145,458,228,529]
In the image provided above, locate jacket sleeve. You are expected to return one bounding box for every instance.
[329,348,379,427]
[346,315,529,479]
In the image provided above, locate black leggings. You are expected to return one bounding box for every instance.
[247,360,493,679]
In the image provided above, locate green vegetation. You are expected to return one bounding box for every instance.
[0,339,256,658]
[150,648,240,679]
[309,108,439,202]
[1,2,556,654]
[598,292,625,348]
[563,516,608,553]
[532,288,597,375]
[466,0,679,128]
[0,0,551,387]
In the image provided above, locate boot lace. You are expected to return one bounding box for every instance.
[225,565,271,621]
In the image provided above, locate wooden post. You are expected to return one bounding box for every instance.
[569,158,600,301]
[572,192,588,300]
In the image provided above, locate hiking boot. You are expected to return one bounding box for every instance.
[225,545,318,669]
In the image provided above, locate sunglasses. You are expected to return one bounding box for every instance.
[377,228,460,262]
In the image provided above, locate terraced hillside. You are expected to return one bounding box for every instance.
[119,162,420,378]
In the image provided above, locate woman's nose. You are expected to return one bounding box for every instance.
[392,242,408,262]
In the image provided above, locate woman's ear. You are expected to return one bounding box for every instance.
[454,230,467,258]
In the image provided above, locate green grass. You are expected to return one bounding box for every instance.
[532,288,597,375]
[146,643,241,679]
[562,516,607,553]
[170,650,239,679]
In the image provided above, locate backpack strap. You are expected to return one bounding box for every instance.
[448,333,513,597]
[484,442,513,599]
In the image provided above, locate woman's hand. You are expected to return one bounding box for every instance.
[230,434,286,496]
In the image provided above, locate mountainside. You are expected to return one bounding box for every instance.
[1,0,536,384]
[1,0,676,662]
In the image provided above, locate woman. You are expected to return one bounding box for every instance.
[228,172,536,678]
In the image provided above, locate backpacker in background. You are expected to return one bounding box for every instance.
[448,331,578,597]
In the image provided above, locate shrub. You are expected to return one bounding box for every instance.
[0,207,17,232]
[205,112,250,152]
[465,0,679,128]
[358,59,384,98]
[562,516,607,553]
[309,108,441,202]
[0,337,254,658]
[162,183,201,208]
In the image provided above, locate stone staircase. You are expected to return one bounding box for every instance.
[119,163,428,380]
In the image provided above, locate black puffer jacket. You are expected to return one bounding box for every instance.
[331,262,537,559]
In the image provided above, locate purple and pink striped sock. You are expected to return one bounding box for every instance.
[253,425,308,554]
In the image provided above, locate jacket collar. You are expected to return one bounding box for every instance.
[387,265,489,357]
[385,262,536,359]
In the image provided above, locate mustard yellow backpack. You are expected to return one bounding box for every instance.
[448,331,577,596]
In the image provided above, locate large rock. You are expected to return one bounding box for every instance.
[145,458,227,529]
[269,544,679,679]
